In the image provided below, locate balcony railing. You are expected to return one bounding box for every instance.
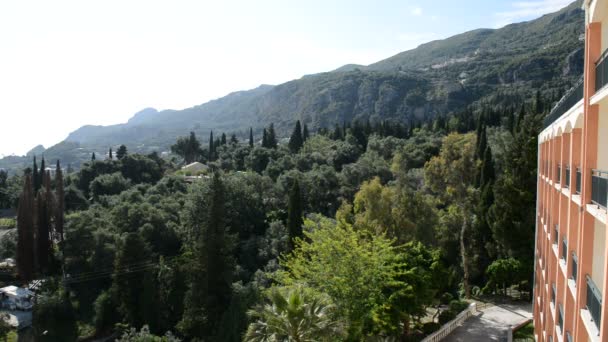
[543,78,584,129]
[562,239,567,261]
[572,252,578,282]
[591,170,608,209]
[576,168,582,194]
[557,164,561,184]
[586,275,602,331]
[558,304,564,331]
[565,165,570,188]
[596,48,608,93]
[554,225,559,245]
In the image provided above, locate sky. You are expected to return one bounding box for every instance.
[0,0,575,156]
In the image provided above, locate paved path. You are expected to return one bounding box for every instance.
[444,303,532,342]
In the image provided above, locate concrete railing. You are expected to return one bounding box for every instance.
[421,303,477,342]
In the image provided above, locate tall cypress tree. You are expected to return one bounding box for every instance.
[17,174,35,282]
[109,148,113,160]
[302,124,309,142]
[262,129,268,148]
[33,157,40,193]
[287,179,303,251]
[221,133,227,146]
[55,161,65,242]
[480,146,496,187]
[288,120,304,152]
[179,173,234,339]
[249,127,254,147]
[267,124,277,149]
[475,125,487,162]
[91,153,96,161]
[39,157,46,188]
[209,131,215,161]
[36,171,53,274]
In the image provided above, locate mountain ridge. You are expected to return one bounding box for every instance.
[1,0,585,171]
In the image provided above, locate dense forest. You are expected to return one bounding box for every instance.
[0,88,545,341]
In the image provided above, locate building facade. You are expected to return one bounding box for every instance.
[535,1,608,341]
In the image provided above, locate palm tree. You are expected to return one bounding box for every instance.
[244,286,346,342]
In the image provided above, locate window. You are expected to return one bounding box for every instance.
[576,167,582,194]
[565,165,571,188]
[551,283,556,305]
[557,164,561,184]
[558,304,564,332]
[561,238,567,262]
[554,225,559,245]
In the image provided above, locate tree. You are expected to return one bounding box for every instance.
[171,132,202,164]
[109,148,114,160]
[221,133,227,146]
[33,157,40,192]
[55,161,65,242]
[17,174,35,282]
[484,258,523,295]
[179,173,234,339]
[276,218,440,338]
[32,289,78,341]
[116,325,181,342]
[35,172,53,274]
[267,124,277,149]
[249,127,254,147]
[287,179,303,251]
[261,129,268,148]
[245,287,346,342]
[209,131,215,161]
[0,316,10,342]
[112,232,158,330]
[91,152,96,161]
[303,124,309,142]
[425,133,477,298]
[288,120,304,152]
[116,145,128,160]
[230,134,238,144]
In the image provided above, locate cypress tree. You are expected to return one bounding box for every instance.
[209,131,215,161]
[17,174,35,282]
[475,125,487,161]
[302,124,309,142]
[55,161,65,242]
[480,146,496,187]
[39,157,46,187]
[221,133,227,146]
[36,171,53,274]
[179,173,234,338]
[333,123,342,140]
[515,104,526,134]
[33,157,40,193]
[262,129,268,148]
[249,127,254,147]
[109,148,113,160]
[230,134,238,144]
[287,179,303,251]
[91,153,96,161]
[288,120,304,152]
[534,90,544,115]
[116,145,128,160]
[267,124,277,148]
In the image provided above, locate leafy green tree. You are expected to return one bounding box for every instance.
[32,289,78,342]
[0,316,10,342]
[245,286,346,342]
[112,232,158,330]
[179,173,234,339]
[116,145,128,160]
[484,258,523,295]
[94,290,118,335]
[171,132,202,164]
[116,325,181,342]
[276,217,439,338]
[288,120,304,152]
[90,172,131,200]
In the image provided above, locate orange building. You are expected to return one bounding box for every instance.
[535,0,608,341]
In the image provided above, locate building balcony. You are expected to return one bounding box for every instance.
[543,78,584,129]
[591,169,608,209]
[596,48,608,94]
[586,275,602,333]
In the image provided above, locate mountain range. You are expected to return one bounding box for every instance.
[0,0,585,171]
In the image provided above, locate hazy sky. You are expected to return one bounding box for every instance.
[0,0,574,156]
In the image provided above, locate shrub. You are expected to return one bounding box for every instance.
[0,218,15,228]
[449,300,469,313]
[422,322,441,335]
[440,292,454,305]
[438,310,456,325]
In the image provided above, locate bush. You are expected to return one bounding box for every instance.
[440,292,454,305]
[438,310,456,325]
[449,300,469,313]
[422,322,441,335]
[0,218,15,228]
